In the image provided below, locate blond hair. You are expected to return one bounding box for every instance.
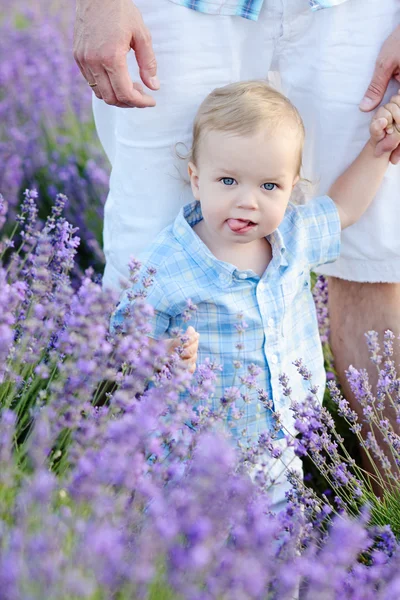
[177,80,305,177]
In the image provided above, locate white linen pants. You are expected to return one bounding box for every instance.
[94,0,400,290]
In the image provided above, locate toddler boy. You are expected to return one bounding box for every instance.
[111,81,400,507]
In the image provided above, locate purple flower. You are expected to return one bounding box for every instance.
[0,8,109,275]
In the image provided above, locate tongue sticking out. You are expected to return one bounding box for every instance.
[226,218,253,232]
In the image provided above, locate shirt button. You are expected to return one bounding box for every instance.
[267,318,274,327]
[271,354,278,364]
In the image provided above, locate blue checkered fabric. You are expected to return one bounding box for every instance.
[309,0,349,11]
[111,197,341,442]
[165,0,349,21]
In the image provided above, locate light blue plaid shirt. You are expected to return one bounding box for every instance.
[167,0,349,21]
[112,196,341,441]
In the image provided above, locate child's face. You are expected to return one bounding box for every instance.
[188,127,300,244]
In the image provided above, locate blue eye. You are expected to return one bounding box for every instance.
[262,183,276,191]
[221,178,236,186]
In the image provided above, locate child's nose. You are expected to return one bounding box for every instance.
[237,192,258,210]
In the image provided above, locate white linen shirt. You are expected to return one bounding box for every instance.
[111,197,341,441]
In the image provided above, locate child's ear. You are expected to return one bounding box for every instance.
[292,175,300,188]
[188,162,200,200]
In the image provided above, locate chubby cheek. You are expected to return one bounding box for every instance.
[264,205,287,231]
[202,204,227,229]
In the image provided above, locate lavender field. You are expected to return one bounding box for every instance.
[0,2,109,276]
[2,3,400,599]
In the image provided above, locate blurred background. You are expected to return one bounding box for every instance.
[0,1,109,277]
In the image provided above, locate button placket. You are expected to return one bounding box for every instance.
[218,272,231,287]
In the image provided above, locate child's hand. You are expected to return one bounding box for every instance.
[370,90,400,157]
[167,326,199,374]
[180,326,199,373]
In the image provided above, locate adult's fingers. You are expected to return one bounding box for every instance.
[74,56,103,102]
[73,0,159,108]
[86,64,118,105]
[90,62,155,108]
[360,57,394,112]
[75,47,140,107]
[103,53,157,108]
[101,4,159,106]
[131,11,160,92]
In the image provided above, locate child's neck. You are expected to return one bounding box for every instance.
[194,221,272,277]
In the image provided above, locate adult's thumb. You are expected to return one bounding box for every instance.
[360,60,393,112]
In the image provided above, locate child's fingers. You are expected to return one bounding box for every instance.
[374,116,388,128]
[167,334,196,353]
[182,334,199,348]
[375,105,394,127]
[182,352,198,373]
[370,117,388,136]
[180,339,199,359]
[183,326,199,346]
[370,117,388,146]
[167,326,199,363]
[389,91,400,109]
[166,337,180,353]
[180,326,199,362]
[382,102,400,133]
[187,359,197,374]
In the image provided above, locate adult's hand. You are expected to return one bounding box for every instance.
[359,25,400,163]
[74,0,159,108]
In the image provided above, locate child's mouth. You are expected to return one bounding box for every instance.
[226,218,257,234]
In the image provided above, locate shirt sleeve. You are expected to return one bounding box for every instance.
[110,270,171,340]
[296,195,341,271]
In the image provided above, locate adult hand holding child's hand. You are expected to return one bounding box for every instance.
[167,326,199,374]
[360,25,400,164]
[73,0,159,108]
[370,90,400,156]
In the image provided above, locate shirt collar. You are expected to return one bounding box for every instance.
[268,226,289,270]
[172,201,288,288]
